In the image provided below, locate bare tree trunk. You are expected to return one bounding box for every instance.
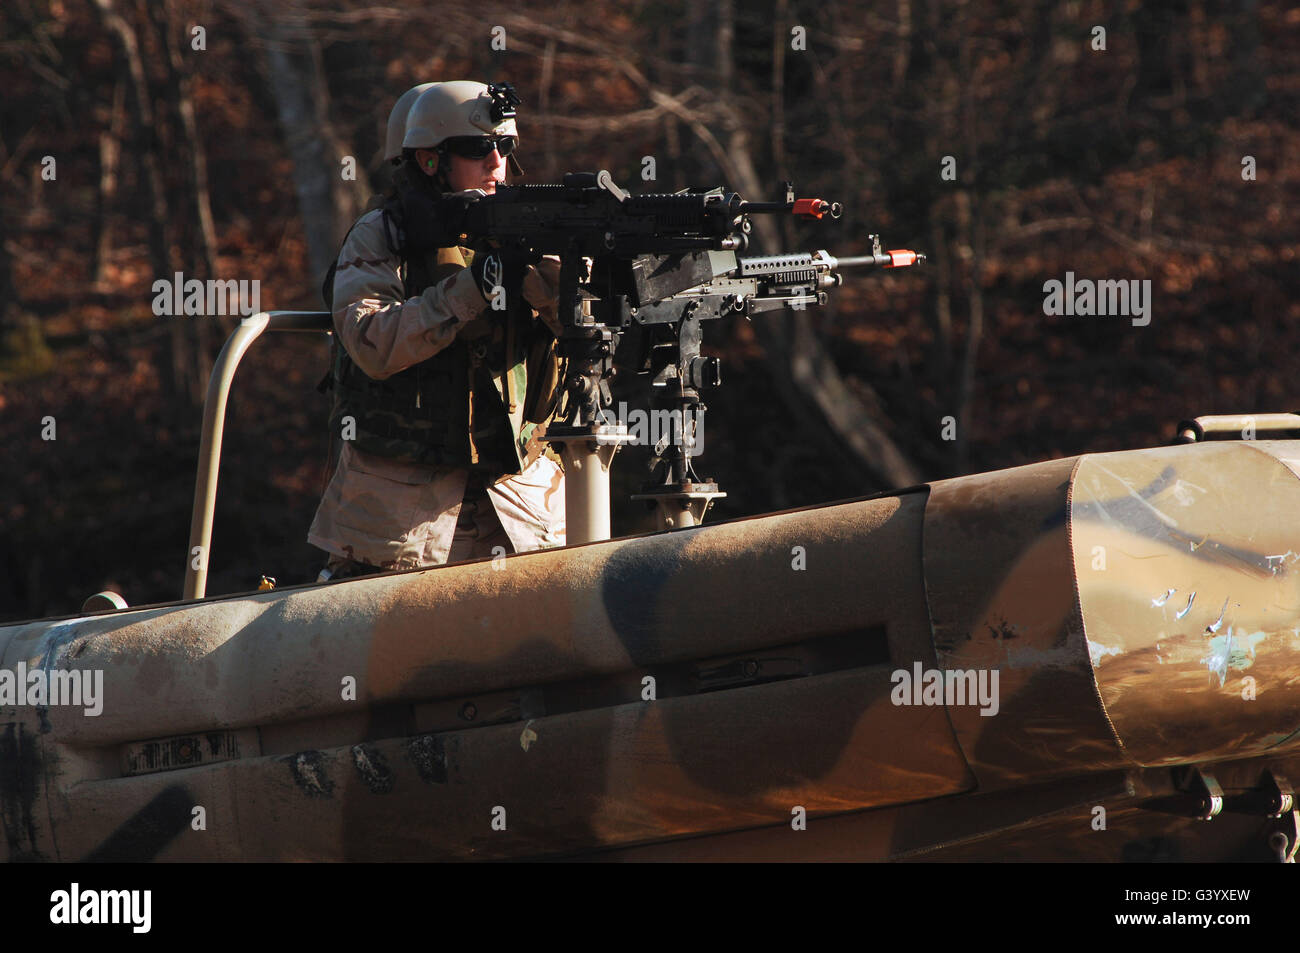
[654,21,682,175]
[133,0,214,406]
[953,191,984,475]
[93,71,126,290]
[1230,0,1266,117]
[240,0,362,285]
[92,0,172,277]
[899,0,954,415]
[163,0,218,280]
[770,0,787,176]
[538,37,558,181]
[715,0,733,92]
[953,19,985,476]
[160,0,220,399]
[893,0,912,93]
[771,0,793,250]
[1133,0,1189,101]
[927,204,954,377]
[91,0,189,404]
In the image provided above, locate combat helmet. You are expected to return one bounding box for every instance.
[384,82,438,163]
[403,81,523,175]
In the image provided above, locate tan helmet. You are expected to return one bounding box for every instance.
[384,82,438,163]
[402,81,522,174]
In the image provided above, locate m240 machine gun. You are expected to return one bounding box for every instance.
[436,171,924,539]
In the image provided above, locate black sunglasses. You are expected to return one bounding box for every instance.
[442,135,517,160]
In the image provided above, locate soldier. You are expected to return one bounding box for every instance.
[309,81,566,582]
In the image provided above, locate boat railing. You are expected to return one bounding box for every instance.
[184,311,332,600]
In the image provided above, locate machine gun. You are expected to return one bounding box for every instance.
[436,171,924,538]
[617,239,924,526]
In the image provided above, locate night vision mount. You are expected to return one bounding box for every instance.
[487,82,520,123]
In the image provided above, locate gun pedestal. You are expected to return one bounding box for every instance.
[547,424,630,544]
[628,305,726,530]
[630,405,727,530]
[632,482,726,530]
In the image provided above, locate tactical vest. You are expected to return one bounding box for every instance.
[323,185,560,474]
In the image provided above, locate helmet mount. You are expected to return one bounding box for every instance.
[487,82,520,123]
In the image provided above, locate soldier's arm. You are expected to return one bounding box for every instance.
[331,210,485,381]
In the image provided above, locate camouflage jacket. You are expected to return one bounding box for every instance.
[308,208,566,570]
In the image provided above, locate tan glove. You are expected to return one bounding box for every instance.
[523,255,564,336]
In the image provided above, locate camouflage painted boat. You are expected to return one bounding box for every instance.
[5,413,1300,861]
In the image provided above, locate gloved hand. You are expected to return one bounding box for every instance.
[471,249,566,335]
[523,255,563,336]
[470,246,536,311]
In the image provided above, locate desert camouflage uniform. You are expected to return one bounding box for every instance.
[308,207,565,573]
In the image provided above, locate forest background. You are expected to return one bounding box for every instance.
[0,0,1294,621]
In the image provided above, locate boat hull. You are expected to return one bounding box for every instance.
[4,440,1300,861]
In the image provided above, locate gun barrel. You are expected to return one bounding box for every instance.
[739,198,842,220]
[834,251,926,269]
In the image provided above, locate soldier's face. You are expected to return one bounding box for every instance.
[445,148,507,194]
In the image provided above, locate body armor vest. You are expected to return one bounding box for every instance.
[325,183,558,474]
